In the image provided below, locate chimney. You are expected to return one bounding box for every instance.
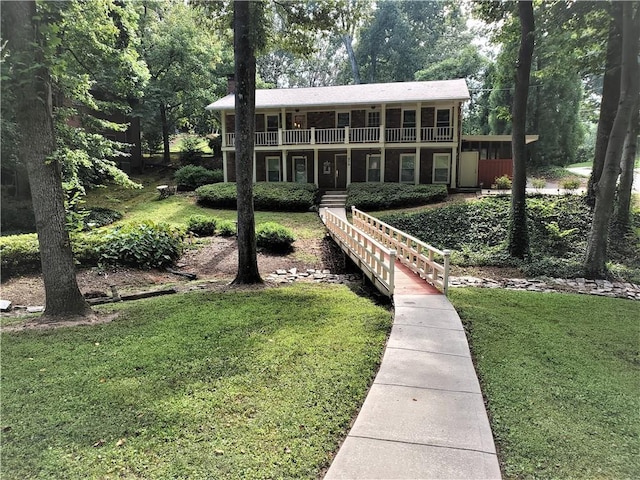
[226,74,236,95]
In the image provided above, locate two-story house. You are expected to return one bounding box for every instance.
[206,79,537,191]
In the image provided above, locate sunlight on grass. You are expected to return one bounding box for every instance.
[1,283,392,479]
[449,288,639,480]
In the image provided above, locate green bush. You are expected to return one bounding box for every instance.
[494,175,512,190]
[256,222,296,252]
[179,136,204,165]
[217,220,236,237]
[531,178,547,190]
[186,215,217,236]
[346,183,448,211]
[0,233,41,277]
[560,177,581,191]
[175,165,223,191]
[83,207,123,229]
[196,182,318,211]
[98,221,184,269]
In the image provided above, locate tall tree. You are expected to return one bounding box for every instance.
[4,1,92,319]
[232,0,263,284]
[612,101,639,231]
[587,3,623,205]
[584,2,640,278]
[509,1,534,259]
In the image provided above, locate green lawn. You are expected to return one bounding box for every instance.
[84,178,326,241]
[449,288,639,479]
[1,283,392,479]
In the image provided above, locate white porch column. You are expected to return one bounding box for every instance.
[381,104,386,143]
[416,147,421,185]
[221,112,227,147]
[222,151,228,182]
[450,148,458,189]
[416,102,422,143]
[380,148,386,183]
[313,150,318,186]
[283,150,288,182]
[347,147,352,187]
[253,151,257,183]
[453,103,459,143]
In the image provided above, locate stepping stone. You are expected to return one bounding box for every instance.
[0,300,12,312]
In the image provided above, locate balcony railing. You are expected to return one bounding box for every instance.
[224,125,454,148]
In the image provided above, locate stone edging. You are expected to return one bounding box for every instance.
[266,269,640,301]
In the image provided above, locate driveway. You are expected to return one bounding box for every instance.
[567,166,640,192]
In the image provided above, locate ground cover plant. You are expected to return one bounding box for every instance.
[449,288,639,479]
[196,182,319,212]
[1,283,392,479]
[379,195,640,281]
[346,183,447,210]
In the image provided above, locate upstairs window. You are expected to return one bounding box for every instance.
[436,109,451,128]
[336,111,350,128]
[266,114,279,132]
[367,111,381,127]
[402,110,416,128]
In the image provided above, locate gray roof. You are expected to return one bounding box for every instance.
[206,79,469,111]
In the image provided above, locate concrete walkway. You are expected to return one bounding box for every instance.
[322,208,501,479]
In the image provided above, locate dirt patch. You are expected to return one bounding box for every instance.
[1,236,338,311]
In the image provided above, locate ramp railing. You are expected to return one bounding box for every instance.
[323,208,396,297]
[351,207,451,294]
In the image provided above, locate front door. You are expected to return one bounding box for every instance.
[294,156,307,183]
[335,154,347,189]
[459,151,479,187]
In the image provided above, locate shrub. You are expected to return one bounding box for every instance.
[217,220,236,237]
[83,207,123,229]
[175,165,223,191]
[179,136,204,165]
[196,182,318,211]
[186,215,217,236]
[256,222,296,252]
[531,178,547,190]
[560,177,581,191]
[98,221,184,269]
[494,175,512,190]
[0,234,41,277]
[346,183,448,211]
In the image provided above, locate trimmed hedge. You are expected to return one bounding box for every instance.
[196,182,319,211]
[186,215,217,236]
[256,222,296,252]
[346,183,448,211]
[175,165,223,191]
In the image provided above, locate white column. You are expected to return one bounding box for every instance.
[380,148,386,183]
[283,151,288,182]
[221,112,227,147]
[450,148,458,189]
[347,147,352,187]
[416,102,422,143]
[313,150,319,186]
[222,151,228,182]
[253,151,257,183]
[416,147,421,185]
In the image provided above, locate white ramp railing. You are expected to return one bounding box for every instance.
[351,207,451,295]
[323,208,396,297]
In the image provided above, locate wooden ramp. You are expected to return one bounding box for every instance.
[321,207,450,298]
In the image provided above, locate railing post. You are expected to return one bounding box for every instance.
[344,126,350,144]
[311,127,316,145]
[379,125,384,143]
[388,249,396,296]
[278,128,283,145]
[443,249,450,296]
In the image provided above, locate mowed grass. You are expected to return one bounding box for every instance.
[449,288,639,479]
[1,283,392,479]
[84,176,326,240]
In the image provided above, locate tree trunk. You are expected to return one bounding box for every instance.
[4,1,92,319]
[508,1,535,259]
[161,103,171,164]
[584,2,640,278]
[232,0,262,284]
[342,34,361,85]
[612,98,639,232]
[587,4,622,206]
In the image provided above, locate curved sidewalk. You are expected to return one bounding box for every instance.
[325,287,501,479]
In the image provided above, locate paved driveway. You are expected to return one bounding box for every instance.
[567,166,640,192]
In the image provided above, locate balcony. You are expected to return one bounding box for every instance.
[224,125,454,148]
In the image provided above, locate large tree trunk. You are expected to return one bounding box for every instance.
[232,0,262,284]
[508,1,535,259]
[342,34,361,85]
[612,99,639,232]
[4,1,92,319]
[587,4,622,206]
[584,3,640,278]
[160,103,171,164]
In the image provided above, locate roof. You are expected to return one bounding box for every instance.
[462,134,540,144]
[206,79,470,111]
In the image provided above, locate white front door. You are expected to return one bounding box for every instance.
[459,151,479,187]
